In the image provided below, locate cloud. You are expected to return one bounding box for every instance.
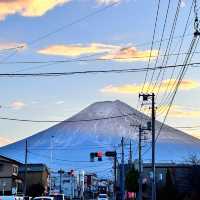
[0,42,27,51]
[0,137,11,147]
[101,47,158,62]
[180,129,200,139]
[10,101,26,110]
[181,0,186,8]
[38,43,158,62]
[157,105,200,118]
[0,0,70,20]
[101,79,200,94]
[56,100,65,105]
[38,43,117,57]
[96,0,121,5]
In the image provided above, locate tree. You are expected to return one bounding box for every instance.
[157,168,177,200]
[186,154,200,165]
[125,167,139,192]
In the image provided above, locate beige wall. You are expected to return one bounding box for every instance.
[0,161,18,177]
[0,158,20,193]
[24,171,49,189]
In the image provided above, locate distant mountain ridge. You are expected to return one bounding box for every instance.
[0,100,199,172]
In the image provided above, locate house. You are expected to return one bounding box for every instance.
[118,162,200,199]
[19,163,49,196]
[0,155,22,195]
[142,163,194,193]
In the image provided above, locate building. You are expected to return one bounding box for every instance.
[84,173,98,192]
[142,163,194,193]
[19,163,49,195]
[51,170,84,199]
[0,155,22,195]
[118,162,200,199]
[84,173,98,199]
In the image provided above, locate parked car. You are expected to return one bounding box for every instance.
[97,194,108,200]
[0,196,15,200]
[0,196,24,200]
[33,197,54,200]
[50,194,64,200]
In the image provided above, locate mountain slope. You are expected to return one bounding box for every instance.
[0,100,199,172]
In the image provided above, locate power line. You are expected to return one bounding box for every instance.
[28,2,119,46]
[142,1,200,157]
[156,37,199,145]
[0,2,119,66]
[176,125,200,129]
[5,50,200,74]
[0,112,141,123]
[4,50,200,65]
[147,0,171,92]
[151,0,182,95]
[0,62,200,78]
[157,0,195,107]
[141,0,161,93]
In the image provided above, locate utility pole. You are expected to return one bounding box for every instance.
[121,137,125,200]
[105,151,117,200]
[139,93,156,200]
[130,122,150,200]
[129,140,132,166]
[23,139,28,196]
[138,126,142,200]
[78,172,81,199]
[151,93,156,200]
[58,169,64,193]
[50,135,54,194]
[114,154,117,200]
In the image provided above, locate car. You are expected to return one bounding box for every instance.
[97,194,108,200]
[33,197,54,200]
[50,194,64,200]
[0,196,24,200]
[0,196,16,200]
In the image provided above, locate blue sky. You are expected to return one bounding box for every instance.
[0,0,200,144]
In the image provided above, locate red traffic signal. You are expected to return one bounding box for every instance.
[97,151,103,161]
[90,152,103,161]
[97,152,103,157]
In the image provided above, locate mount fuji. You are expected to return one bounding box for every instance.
[0,100,199,173]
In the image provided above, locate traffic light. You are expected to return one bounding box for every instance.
[105,151,117,157]
[67,170,74,176]
[90,152,103,161]
[97,151,103,161]
[90,152,95,162]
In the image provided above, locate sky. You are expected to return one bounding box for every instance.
[0,0,200,145]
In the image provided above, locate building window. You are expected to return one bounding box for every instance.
[13,166,18,175]
[159,173,163,181]
[0,164,4,172]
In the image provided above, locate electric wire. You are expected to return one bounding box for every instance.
[147,0,171,92]
[151,0,182,95]
[142,0,200,156]
[141,0,161,92]
[157,0,195,108]
[0,62,200,78]
[0,2,119,67]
